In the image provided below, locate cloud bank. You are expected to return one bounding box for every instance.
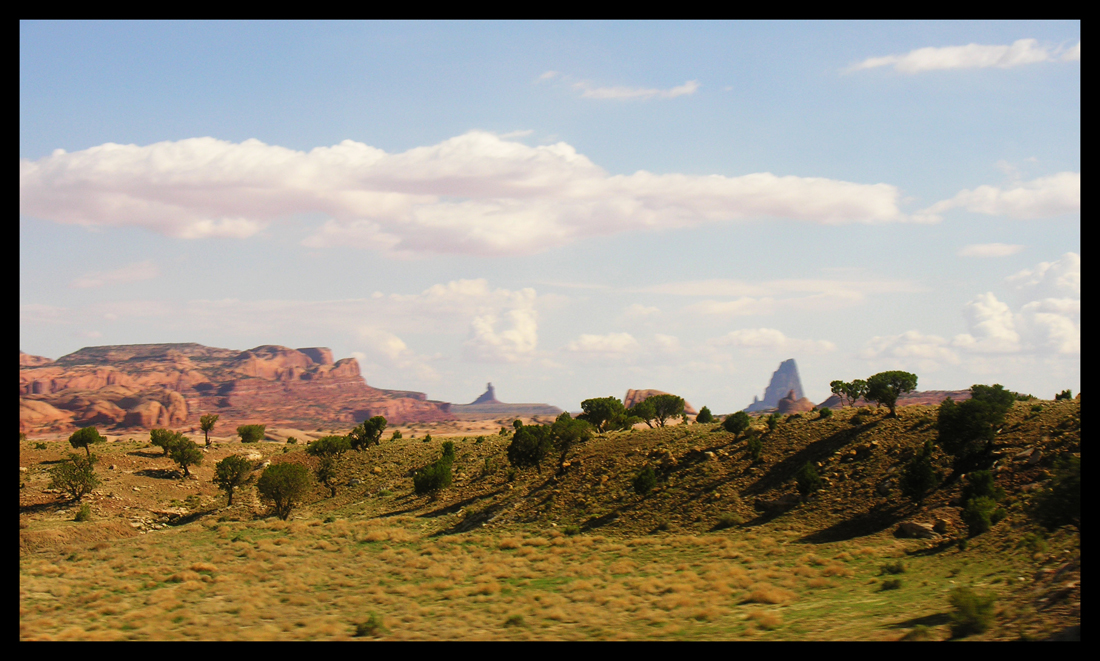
[20,132,914,256]
[918,172,1079,221]
[850,38,1079,73]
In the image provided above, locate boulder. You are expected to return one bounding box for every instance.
[123,400,165,428]
[896,521,941,539]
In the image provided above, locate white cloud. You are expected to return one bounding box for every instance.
[355,327,441,383]
[70,259,159,288]
[709,328,836,354]
[464,306,539,363]
[919,172,1079,221]
[952,293,1021,353]
[20,132,915,256]
[624,303,661,318]
[1062,41,1081,61]
[860,331,960,372]
[1005,252,1080,300]
[565,332,641,355]
[654,334,682,353]
[849,38,1069,73]
[573,79,701,100]
[958,243,1024,258]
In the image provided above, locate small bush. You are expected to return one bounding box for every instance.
[766,413,781,432]
[715,512,743,529]
[413,444,453,495]
[49,453,100,502]
[74,503,92,522]
[564,525,581,536]
[390,430,402,441]
[960,470,1005,505]
[1019,532,1048,554]
[632,467,657,496]
[962,496,998,537]
[1030,455,1080,530]
[880,578,903,591]
[818,407,832,419]
[237,424,266,444]
[256,463,311,520]
[795,462,822,496]
[655,520,670,532]
[948,587,995,638]
[746,436,763,462]
[722,411,751,438]
[1054,389,1073,401]
[1030,404,1043,413]
[880,560,905,575]
[35,442,47,450]
[286,436,298,444]
[504,614,525,627]
[214,454,254,506]
[354,612,385,637]
[696,406,714,424]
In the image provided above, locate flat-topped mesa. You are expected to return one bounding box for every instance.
[19,341,453,433]
[623,389,698,416]
[745,359,805,412]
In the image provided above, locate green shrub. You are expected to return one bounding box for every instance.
[795,462,822,496]
[766,413,781,432]
[413,445,454,495]
[937,385,1015,468]
[746,436,763,462]
[962,496,998,537]
[632,467,657,496]
[722,411,751,438]
[256,463,311,520]
[899,440,941,503]
[504,614,525,627]
[391,430,402,441]
[1030,404,1043,413]
[960,470,1004,504]
[482,456,499,477]
[214,454,254,506]
[818,407,832,419]
[353,612,385,637]
[1030,455,1080,530]
[69,426,106,457]
[506,424,552,473]
[286,436,298,444]
[948,587,995,638]
[237,424,266,444]
[169,438,203,478]
[564,525,581,536]
[35,442,47,450]
[74,503,92,522]
[49,453,100,502]
[695,406,714,424]
[715,512,743,529]
[1019,532,1048,554]
[880,578,903,591]
[880,560,905,575]
[1054,389,1073,401]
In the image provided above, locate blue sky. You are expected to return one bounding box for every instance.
[20,21,1080,412]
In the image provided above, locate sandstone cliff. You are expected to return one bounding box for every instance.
[19,343,453,434]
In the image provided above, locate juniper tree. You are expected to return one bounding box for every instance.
[69,426,106,458]
[256,462,311,520]
[169,438,203,478]
[200,414,219,447]
[213,454,253,506]
[865,371,917,418]
[49,453,100,502]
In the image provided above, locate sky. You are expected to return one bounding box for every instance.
[20,21,1080,413]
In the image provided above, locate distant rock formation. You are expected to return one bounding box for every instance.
[19,342,453,434]
[470,383,501,406]
[817,390,972,410]
[623,389,698,416]
[744,359,804,412]
[776,389,815,414]
[451,383,562,420]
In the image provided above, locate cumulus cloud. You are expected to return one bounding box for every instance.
[1062,41,1081,61]
[918,172,1079,221]
[860,331,960,372]
[564,332,641,356]
[952,293,1021,353]
[71,260,159,288]
[849,38,1072,73]
[1005,252,1080,300]
[464,306,539,363]
[20,132,915,256]
[958,243,1024,258]
[709,328,836,354]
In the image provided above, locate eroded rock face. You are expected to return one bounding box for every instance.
[20,351,53,367]
[777,390,815,414]
[19,342,452,434]
[623,389,698,416]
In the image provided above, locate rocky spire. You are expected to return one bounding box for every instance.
[744,359,805,412]
[470,382,500,405]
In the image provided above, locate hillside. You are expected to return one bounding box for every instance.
[19,398,1079,640]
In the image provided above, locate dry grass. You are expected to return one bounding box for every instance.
[744,583,797,605]
[747,609,783,630]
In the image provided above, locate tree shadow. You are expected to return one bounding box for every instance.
[904,538,959,557]
[20,500,68,515]
[135,468,183,480]
[128,450,164,459]
[581,508,624,531]
[741,425,872,498]
[798,502,908,544]
[421,487,509,520]
[887,612,952,629]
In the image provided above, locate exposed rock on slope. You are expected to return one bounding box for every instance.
[450,383,562,420]
[20,343,453,433]
[623,389,698,416]
[745,359,804,412]
[776,389,815,414]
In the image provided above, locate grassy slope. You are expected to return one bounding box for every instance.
[19,400,1080,640]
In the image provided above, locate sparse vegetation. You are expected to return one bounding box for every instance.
[1030,454,1080,530]
[766,412,781,431]
[74,503,92,522]
[1054,389,1073,401]
[213,454,253,506]
[795,462,821,496]
[353,612,385,637]
[746,435,763,462]
[899,440,941,503]
[633,466,657,496]
[413,442,454,495]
